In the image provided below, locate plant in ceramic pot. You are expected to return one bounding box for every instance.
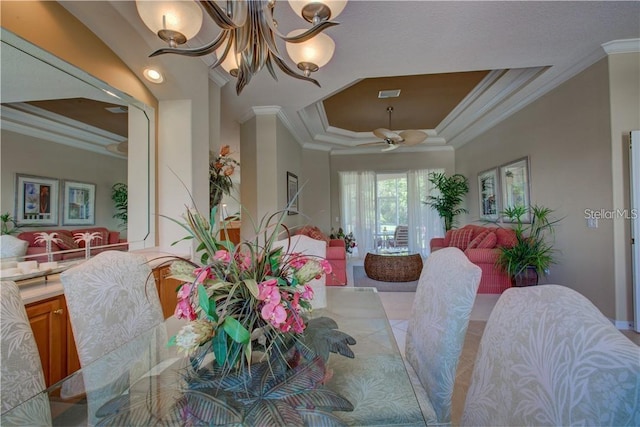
[496,204,561,286]
[423,172,469,231]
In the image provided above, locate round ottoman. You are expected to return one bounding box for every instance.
[364,252,423,282]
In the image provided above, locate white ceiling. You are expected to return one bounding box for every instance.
[60,1,640,153]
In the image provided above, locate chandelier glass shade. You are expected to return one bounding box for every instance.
[137,0,345,94]
[136,1,204,47]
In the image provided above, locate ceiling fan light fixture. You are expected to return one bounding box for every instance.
[136,0,203,48]
[286,29,335,77]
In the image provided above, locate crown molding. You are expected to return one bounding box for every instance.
[602,38,640,55]
[330,144,453,156]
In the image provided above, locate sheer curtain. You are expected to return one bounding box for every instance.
[408,168,445,257]
[339,171,376,257]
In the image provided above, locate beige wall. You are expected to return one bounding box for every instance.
[302,149,332,231]
[276,119,304,230]
[456,56,636,322]
[329,149,455,233]
[1,130,127,233]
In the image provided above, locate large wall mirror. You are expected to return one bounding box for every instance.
[0,29,155,269]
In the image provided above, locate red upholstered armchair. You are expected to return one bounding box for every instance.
[296,226,347,286]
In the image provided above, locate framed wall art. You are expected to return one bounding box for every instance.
[15,174,59,226]
[286,172,299,215]
[62,180,96,225]
[500,157,530,222]
[478,168,499,221]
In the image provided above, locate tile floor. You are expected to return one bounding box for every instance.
[345,259,640,425]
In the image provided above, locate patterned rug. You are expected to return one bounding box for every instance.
[353,265,418,292]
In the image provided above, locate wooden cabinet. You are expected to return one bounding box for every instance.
[24,264,181,388]
[153,265,182,319]
[219,221,241,245]
[25,295,79,387]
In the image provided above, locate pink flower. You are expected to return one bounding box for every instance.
[278,311,306,333]
[320,259,332,275]
[213,250,231,263]
[258,279,281,304]
[302,284,314,300]
[261,302,287,326]
[176,282,192,299]
[175,298,197,321]
[290,292,301,311]
[235,253,252,270]
[290,254,307,269]
[193,266,212,284]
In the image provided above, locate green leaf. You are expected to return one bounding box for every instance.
[243,278,259,299]
[212,329,228,366]
[198,284,217,320]
[223,316,250,344]
[167,335,176,347]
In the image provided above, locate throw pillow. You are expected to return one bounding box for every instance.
[477,231,497,249]
[448,228,474,251]
[300,226,330,244]
[56,233,79,251]
[467,230,490,249]
[495,228,517,248]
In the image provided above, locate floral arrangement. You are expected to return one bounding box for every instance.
[98,205,358,425]
[209,145,239,211]
[166,206,332,373]
[330,227,357,254]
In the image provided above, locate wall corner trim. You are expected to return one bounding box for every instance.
[602,38,640,55]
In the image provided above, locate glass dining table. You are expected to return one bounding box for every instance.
[3,287,426,426]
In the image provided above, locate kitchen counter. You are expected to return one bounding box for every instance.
[14,249,190,305]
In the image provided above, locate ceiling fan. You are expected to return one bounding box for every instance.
[359,106,428,152]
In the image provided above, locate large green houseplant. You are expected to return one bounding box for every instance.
[424,172,469,231]
[111,183,128,230]
[496,204,561,286]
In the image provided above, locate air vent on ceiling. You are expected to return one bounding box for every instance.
[105,106,128,114]
[378,89,401,99]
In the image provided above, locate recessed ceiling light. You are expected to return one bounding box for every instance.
[378,89,401,99]
[143,67,164,83]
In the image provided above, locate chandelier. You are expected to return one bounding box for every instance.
[136,0,347,94]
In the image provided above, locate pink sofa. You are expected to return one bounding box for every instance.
[17,227,127,263]
[430,224,516,294]
[295,225,347,286]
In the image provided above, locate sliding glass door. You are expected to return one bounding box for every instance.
[339,169,444,257]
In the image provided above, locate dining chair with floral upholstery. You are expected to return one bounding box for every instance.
[462,285,640,426]
[60,250,166,422]
[404,247,482,425]
[0,280,51,426]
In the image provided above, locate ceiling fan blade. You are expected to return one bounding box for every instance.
[399,130,428,146]
[381,144,400,152]
[357,141,388,147]
[373,128,402,142]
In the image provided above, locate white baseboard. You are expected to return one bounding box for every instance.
[610,318,634,330]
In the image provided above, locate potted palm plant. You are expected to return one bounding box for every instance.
[111,183,128,230]
[496,204,561,286]
[423,172,469,231]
